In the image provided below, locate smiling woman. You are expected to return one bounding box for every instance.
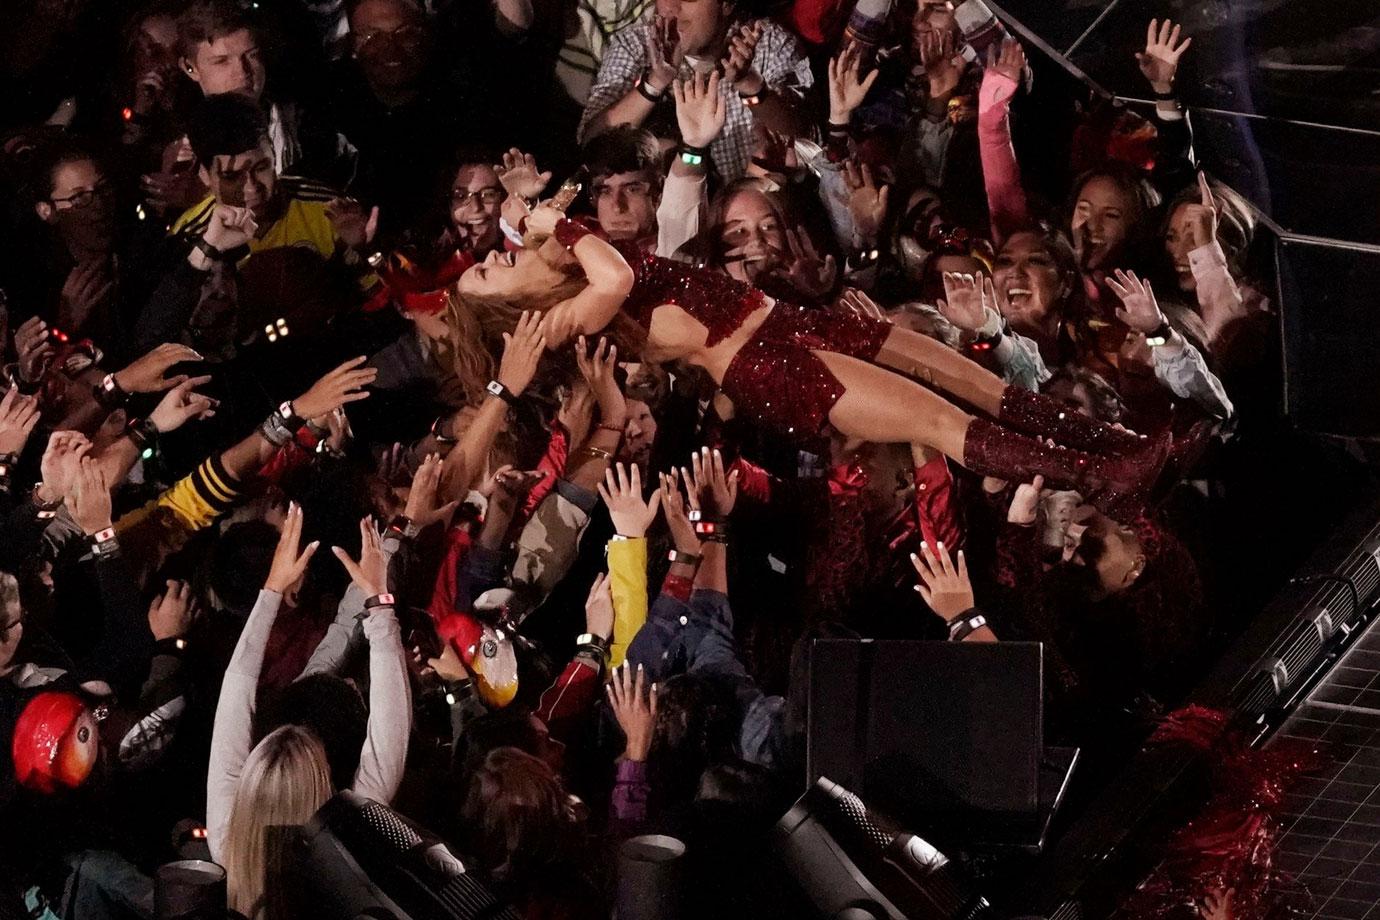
[448,160,506,257]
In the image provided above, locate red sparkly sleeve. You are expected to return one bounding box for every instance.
[913,455,963,551]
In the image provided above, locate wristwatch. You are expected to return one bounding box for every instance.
[93,373,130,411]
[363,593,396,610]
[277,400,304,429]
[947,612,988,642]
[1145,321,1174,348]
[575,632,611,664]
[485,379,519,407]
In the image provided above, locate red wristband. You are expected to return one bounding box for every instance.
[553,218,595,250]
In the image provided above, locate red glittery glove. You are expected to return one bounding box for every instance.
[554,218,596,250]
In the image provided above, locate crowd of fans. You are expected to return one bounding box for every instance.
[0,0,1338,917]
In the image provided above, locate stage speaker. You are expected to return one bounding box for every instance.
[1279,239,1380,439]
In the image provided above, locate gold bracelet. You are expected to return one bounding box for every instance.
[577,446,614,462]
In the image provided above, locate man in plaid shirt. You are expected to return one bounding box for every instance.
[578,0,814,180]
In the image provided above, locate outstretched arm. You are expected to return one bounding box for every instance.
[978,39,1032,246]
[333,518,411,805]
[207,504,318,860]
[439,311,547,500]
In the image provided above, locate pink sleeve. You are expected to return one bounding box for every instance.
[978,68,1030,246]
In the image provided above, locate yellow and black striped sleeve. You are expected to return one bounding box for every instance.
[153,454,242,532]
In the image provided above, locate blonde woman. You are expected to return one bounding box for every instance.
[207,504,410,917]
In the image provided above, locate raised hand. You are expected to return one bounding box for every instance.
[778,228,837,300]
[598,462,662,538]
[490,467,547,505]
[1183,172,1220,250]
[645,15,683,95]
[202,204,258,253]
[497,311,547,396]
[557,379,595,447]
[721,20,764,94]
[842,159,889,245]
[0,388,40,455]
[333,516,389,599]
[1107,269,1168,335]
[497,147,552,200]
[14,316,55,385]
[149,375,216,432]
[148,579,194,641]
[683,446,738,519]
[827,43,879,125]
[918,28,963,99]
[59,262,114,333]
[264,502,318,593]
[1007,474,1046,526]
[141,138,206,215]
[404,453,460,528]
[114,343,204,394]
[1136,18,1192,92]
[68,457,113,537]
[1199,887,1235,920]
[314,406,351,453]
[584,571,615,642]
[911,540,974,622]
[672,71,727,150]
[606,661,657,762]
[325,197,380,251]
[421,643,467,683]
[986,37,1026,86]
[38,430,90,505]
[658,469,701,554]
[140,165,207,216]
[837,288,891,324]
[575,335,626,428]
[938,272,996,332]
[292,356,377,420]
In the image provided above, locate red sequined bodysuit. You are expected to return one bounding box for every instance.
[614,243,892,438]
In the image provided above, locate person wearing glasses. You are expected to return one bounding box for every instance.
[26,139,164,361]
[445,154,510,260]
[332,0,498,241]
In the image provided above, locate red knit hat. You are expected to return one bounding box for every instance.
[12,691,97,793]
